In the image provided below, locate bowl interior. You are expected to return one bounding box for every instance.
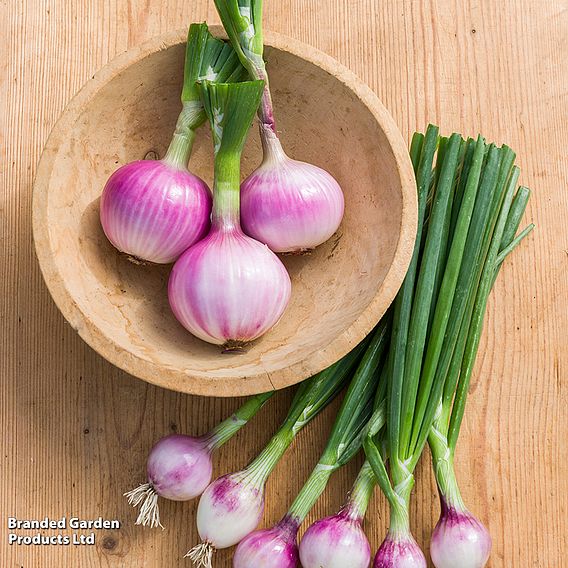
[39,35,409,395]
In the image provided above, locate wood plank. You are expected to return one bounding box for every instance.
[1,0,566,566]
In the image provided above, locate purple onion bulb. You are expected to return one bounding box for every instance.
[299,511,371,568]
[240,134,344,253]
[146,434,212,499]
[233,517,300,568]
[168,227,291,347]
[124,434,212,528]
[373,533,427,568]
[100,159,211,264]
[430,504,491,568]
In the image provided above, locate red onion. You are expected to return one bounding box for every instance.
[299,460,375,568]
[233,516,300,568]
[100,24,248,264]
[169,80,290,348]
[373,533,427,568]
[240,128,345,253]
[124,434,212,529]
[124,392,272,529]
[100,148,211,264]
[169,227,290,346]
[186,471,265,565]
[430,499,491,568]
[213,0,345,253]
[300,511,370,568]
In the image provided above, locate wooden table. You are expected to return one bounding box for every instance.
[2,1,566,566]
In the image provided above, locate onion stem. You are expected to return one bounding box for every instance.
[163,23,247,170]
[214,0,276,132]
[342,460,377,522]
[205,391,274,451]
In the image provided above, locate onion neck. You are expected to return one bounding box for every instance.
[429,424,466,513]
[287,462,336,523]
[212,151,241,231]
[276,514,301,540]
[387,492,412,539]
[162,101,204,169]
[247,55,276,134]
[244,427,295,487]
[342,460,376,523]
[260,124,287,165]
[386,466,414,539]
[204,392,273,452]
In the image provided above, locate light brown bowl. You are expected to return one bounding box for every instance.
[32,28,416,397]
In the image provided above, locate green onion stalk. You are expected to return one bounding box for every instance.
[364,126,533,568]
[168,22,248,165]
[232,318,391,568]
[186,339,368,566]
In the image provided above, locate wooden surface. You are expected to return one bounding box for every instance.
[1,0,566,566]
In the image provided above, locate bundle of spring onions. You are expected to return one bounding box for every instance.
[100,24,246,264]
[187,341,366,565]
[232,318,390,568]
[124,391,272,529]
[364,126,534,568]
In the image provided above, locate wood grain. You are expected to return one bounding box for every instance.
[1,0,566,566]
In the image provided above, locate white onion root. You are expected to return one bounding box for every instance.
[185,542,214,567]
[124,483,164,529]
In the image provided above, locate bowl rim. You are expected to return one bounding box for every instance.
[32,27,417,397]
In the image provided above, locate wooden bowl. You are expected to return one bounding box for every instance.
[32,28,416,397]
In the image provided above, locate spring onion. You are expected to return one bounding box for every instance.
[123,392,272,529]
[168,80,291,348]
[428,186,533,568]
[100,24,245,264]
[232,318,390,567]
[213,0,345,253]
[298,374,388,568]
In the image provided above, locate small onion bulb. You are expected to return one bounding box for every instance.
[299,512,371,568]
[124,434,213,529]
[233,518,300,568]
[186,472,266,566]
[430,505,491,568]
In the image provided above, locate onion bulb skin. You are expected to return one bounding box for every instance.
[430,504,491,568]
[100,160,211,264]
[373,533,427,568]
[195,472,265,550]
[168,227,291,347]
[146,434,213,501]
[299,512,371,568]
[233,517,300,568]
[240,134,344,253]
